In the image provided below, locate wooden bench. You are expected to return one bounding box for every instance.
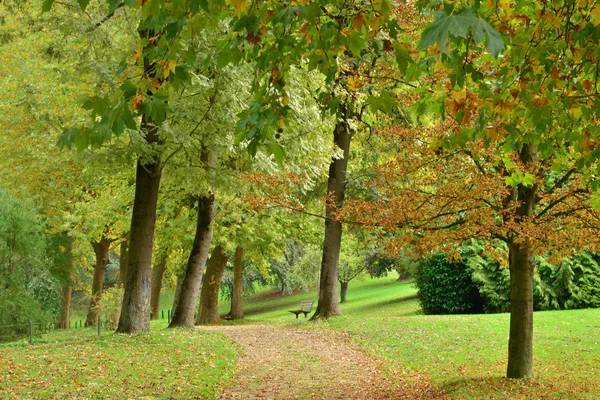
[288,300,314,319]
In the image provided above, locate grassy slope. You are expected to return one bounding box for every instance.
[222,277,600,399]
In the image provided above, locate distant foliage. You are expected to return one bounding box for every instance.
[268,241,320,294]
[416,241,600,315]
[0,187,59,328]
[415,253,484,315]
[220,263,269,301]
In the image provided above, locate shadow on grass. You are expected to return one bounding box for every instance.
[349,293,419,313]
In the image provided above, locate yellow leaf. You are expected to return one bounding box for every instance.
[226,0,249,17]
[281,96,289,105]
[347,76,361,91]
[591,5,600,26]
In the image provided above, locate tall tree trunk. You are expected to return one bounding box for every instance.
[196,245,229,325]
[340,281,348,303]
[150,254,168,320]
[507,242,534,378]
[118,238,129,286]
[56,285,72,329]
[170,149,216,328]
[86,236,111,326]
[311,104,353,320]
[116,28,164,334]
[117,158,162,333]
[505,143,538,379]
[171,273,185,317]
[230,246,244,320]
[55,234,74,329]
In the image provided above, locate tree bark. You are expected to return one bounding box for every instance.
[169,193,216,327]
[85,236,111,326]
[116,28,164,334]
[116,157,162,333]
[340,281,348,303]
[230,246,244,320]
[55,234,73,329]
[196,245,229,325]
[150,254,168,320]
[170,148,216,328]
[171,273,185,317]
[505,143,538,379]
[507,242,534,378]
[56,285,72,329]
[311,104,352,320]
[118,238,129,286]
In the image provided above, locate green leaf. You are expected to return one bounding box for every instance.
[120,81,137,100]
[42,0,55,12]
[268,142,285,164]
[470,17,504,57]
[418,8,503,57]
[108,0,123,14]
[347,31,367,57]
[419,9,473,54]
[77,0,90,11]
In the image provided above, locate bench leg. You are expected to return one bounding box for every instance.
[296,313,299,319]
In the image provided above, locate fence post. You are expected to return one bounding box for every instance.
[168,309,171,324]
[162,310,164,320]
[29,322,33,345]
[97,316,101,336]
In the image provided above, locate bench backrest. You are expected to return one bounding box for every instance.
[300,300,314,310]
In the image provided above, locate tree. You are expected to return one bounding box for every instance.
[405,0,600,378]
[196,244,230,324]
[338,246,366,303]
[229,246,245,320]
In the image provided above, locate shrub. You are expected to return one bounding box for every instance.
[417,240,600,315]
[414,253,484,314]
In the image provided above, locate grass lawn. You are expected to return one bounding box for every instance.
[221,276,600,399]
[0,318,236,399]
[2,277,598,399]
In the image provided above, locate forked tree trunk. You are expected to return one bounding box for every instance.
[118,238,129,286]
[505,143,538,379]
[169,194,216,327]
[116,28,164,334]
[340,281,348,303]
[150,255,168,320]
[170,149,216,328]
[196,245,229,325]
[230,246,244,320]
[311,104,353,320]
[86,236,111,326]
[56,285,72,329]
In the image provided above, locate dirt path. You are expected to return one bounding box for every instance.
[200,324,444,400]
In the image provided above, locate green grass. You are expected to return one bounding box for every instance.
[3,277,599,399]
[226,276,600,399]
[0,319,236,399]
